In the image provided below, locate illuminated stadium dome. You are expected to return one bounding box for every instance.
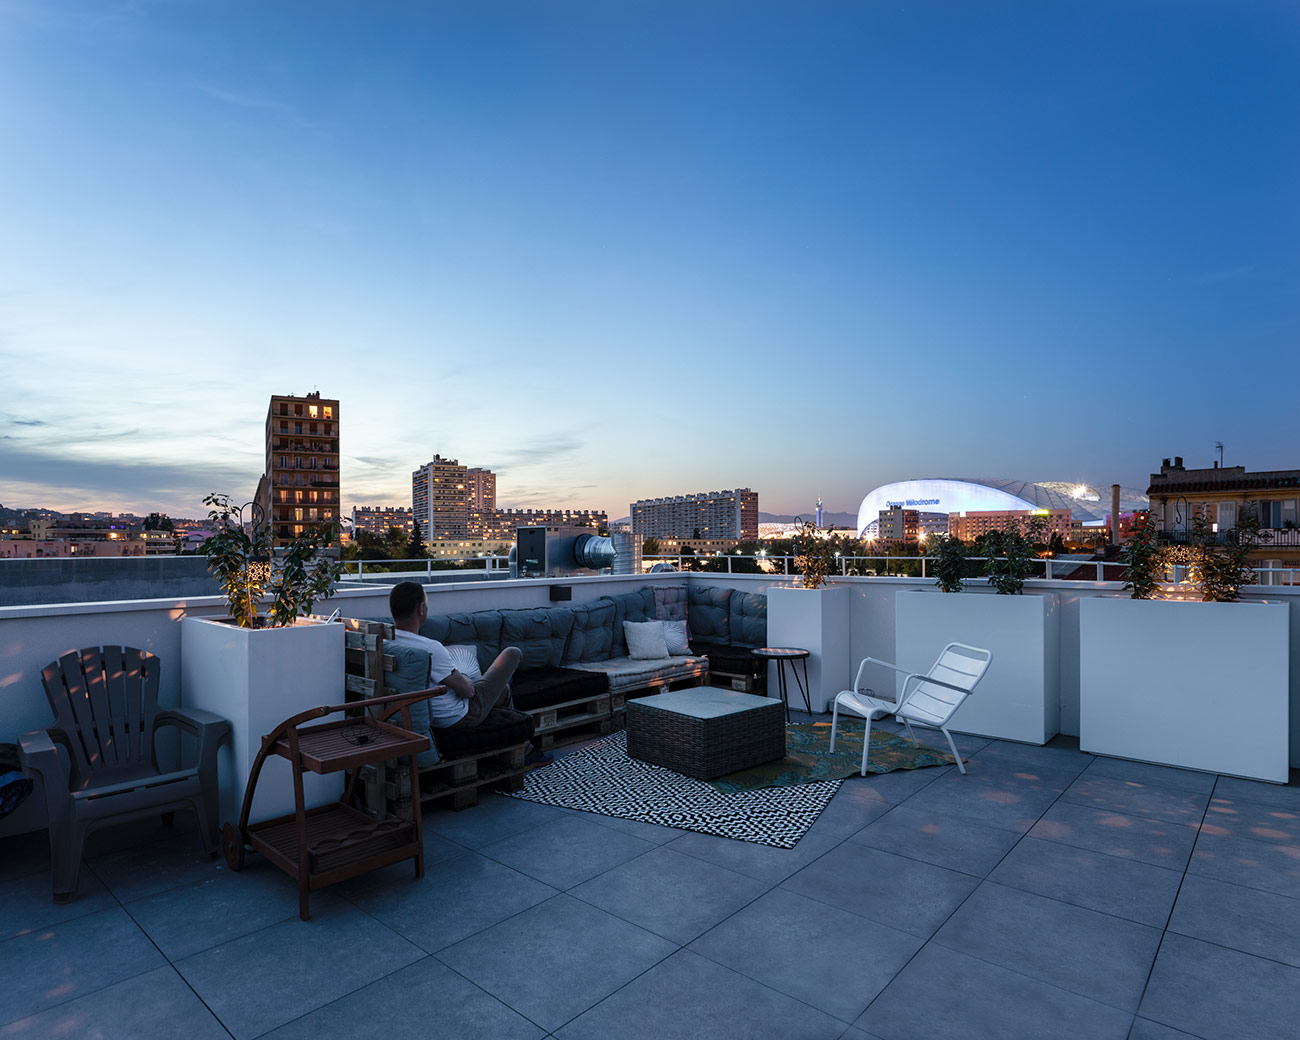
[855,479,1149,536]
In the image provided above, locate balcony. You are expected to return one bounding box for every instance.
[2,570,1299,1037]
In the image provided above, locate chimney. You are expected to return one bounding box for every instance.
[1111,485,1122,545]
[1174,456,1184,469]
[1213,461,1219,469]
[1161,458,1171,470]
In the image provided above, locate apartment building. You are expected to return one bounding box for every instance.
[466,468,496,512]
[258,392,340,548]
[412,455,469,539]
[630,489,758,544]
[351,506,414,539]
[948,508,1073,542]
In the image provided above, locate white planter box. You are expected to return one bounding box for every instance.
[1079,597,1290,783]
[766,585,850,713]
[181,616,347,824]
[895,589,1060,745]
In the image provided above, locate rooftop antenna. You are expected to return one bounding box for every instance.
[1215,441,1224,467]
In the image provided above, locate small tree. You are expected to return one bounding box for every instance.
[793,517,836,589]
[405,519,426,559]
[928,534,969,593]
[1121,512,1166,600]
[642,536,661,557]
[1191,507,1266,602]
[982,516,1046,595]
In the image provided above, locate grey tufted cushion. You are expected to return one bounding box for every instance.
[607,589,655,654]
[499,608,575,670]
[653,586,688,621]
[564,600,616,664]
[729,591,768,648]
[688,585,732,644]
[382,642,441,768]
[421,611,504,673]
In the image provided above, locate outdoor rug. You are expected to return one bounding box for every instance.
[501,723,955,849]
[707,719,959,794]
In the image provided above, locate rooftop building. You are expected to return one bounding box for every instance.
[631,489,758,544]
[258,391,340,548]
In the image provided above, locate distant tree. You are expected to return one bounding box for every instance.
[405,519,426,559]
[383,525,408,558]
[1047,532,1067,556]
[642,537,661,556]
[144,513,173,532]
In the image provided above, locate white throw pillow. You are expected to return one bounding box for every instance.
[445,644,483,683]
[663,619,691,656]
[624,620,670,660]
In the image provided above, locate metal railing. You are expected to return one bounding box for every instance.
[342,556,509,580]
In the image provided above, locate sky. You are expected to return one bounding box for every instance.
[1,0,1297,522]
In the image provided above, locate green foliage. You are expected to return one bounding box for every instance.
[641,537,661,556]
[201,494,343,629]
[405,519,426,560]
[143,512,173,532]
[1190,506,1266,602]
[793,518,836,589]
[981,516,1046,595]
[928,534,970,593]
[1121,512,1166,600]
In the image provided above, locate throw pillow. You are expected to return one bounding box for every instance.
[663,619,691,656]
[624,620,669,660]
[446,644,483,683]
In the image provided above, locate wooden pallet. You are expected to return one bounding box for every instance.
[526,692,612,749]
[709,669,764,694]
[331,617,530,815]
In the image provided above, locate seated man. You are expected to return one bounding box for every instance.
[389,581,552,767]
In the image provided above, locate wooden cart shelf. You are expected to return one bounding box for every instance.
[222,690,440,921]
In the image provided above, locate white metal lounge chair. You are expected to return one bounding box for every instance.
[830,643,992,776]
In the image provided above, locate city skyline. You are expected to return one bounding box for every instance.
[2,2,1297,521]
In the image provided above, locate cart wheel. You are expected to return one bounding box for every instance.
[222,822,245,871]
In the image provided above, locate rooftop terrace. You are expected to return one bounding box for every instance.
[4,711,1300,1039]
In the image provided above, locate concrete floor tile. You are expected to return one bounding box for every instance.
[1169,873,1300,967]
[176,895,423,1040]
[1212,774,1300,812]
[933,881,1161,1012]
[1202,792,1300,846]
[1083,756,1217,795]
[782,842,978,939]
[849,804,1021,876]
[1028,801,1198,869]
[124,861,304,959]
[262,957,545,1040]
[666,830,840,885]
[0,867,115,941]
[1188,829,1300,900]
[0,907,165,1026]
[438,894,676,1032]
[0,965,227,1040]
[689,888,923,1022]
[1062,775,1210,826]
[988,836,1182,928]
[86,830,225,903]
[571,846,768,944]
[345,850,557,951]
[556,949,845,1040]
[424,793,572,849]
[480,815,658,890]
[860,943,1132,1040]
[1140,932,1300,1040]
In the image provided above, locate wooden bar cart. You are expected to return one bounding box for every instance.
[221,689,439,921]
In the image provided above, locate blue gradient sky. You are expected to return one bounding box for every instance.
[1,1,1296,520]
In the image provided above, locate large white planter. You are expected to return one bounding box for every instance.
[895,589,1060,745]
[1079,597,1290,782]
[181,616,347,824]
[766,585,850,713]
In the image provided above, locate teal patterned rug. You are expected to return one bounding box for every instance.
[706,719,959,794]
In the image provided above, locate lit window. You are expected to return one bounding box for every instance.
[324,406,332,418]
[309,405,318,418]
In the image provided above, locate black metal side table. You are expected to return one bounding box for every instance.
[751,647,812,721]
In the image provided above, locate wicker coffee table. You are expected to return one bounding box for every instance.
[626,688,786,780]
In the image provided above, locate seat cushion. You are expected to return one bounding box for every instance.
[653,586,688,621]
[690,641,758,675]
[569,654,709,693]
[381,643,440,768]
[499,608,574,670]
[688,586,732,644]
[420,611,503,673]
[607,589,655,655]
[729,591,767,648]
[510,666,610,711]
[564,600,616,664]
[434,707,535,760]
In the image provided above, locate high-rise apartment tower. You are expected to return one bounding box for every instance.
[630,489,758,543]
[466,468,497,512]
[257,392,340,548]
[412,455,469,539]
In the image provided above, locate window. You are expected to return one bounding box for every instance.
[309,405,318,418]
[309,423,317,434]
[295,508,303,521]
[295,490,303,503]
[324,406,333,419]
[279,455,288,468]
[294,404,303,416]
[280,403,288,416]
[295,423,303,434]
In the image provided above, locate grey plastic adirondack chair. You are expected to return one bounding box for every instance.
[19,646,230,902]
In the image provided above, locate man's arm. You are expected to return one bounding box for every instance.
[439,669,476,700]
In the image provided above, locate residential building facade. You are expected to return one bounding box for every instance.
[351,506,414,539]
[948,508,1073,542]
[469,507,606,541]
[630,489,759,544]
[412,455,469,539]
[258,392,340,548]
[466,468,496,512]
[878,507,919,543]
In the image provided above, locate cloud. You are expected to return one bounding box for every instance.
[11,419,46,427]
[191,81,317,132]
[486,436,583,467]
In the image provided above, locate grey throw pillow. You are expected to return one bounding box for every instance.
[663,619,691,656]
[624,620,670,660]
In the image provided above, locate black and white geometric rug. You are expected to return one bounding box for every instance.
[501,732,841,848]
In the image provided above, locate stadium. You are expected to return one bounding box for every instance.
[855,479,1149,537]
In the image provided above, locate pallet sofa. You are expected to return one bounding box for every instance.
[349,584,767,813]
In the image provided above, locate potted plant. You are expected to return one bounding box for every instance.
[895,519,1061,744]
[1080,507,1289,782]
[181,494,348,823]
[766,518,849,712]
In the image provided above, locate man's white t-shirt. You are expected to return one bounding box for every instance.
[391,629,470,727]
